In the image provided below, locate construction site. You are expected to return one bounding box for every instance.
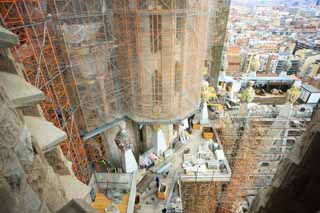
[0,0,320,213]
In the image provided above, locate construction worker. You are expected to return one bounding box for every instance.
[99,159,107,167]
[156,175,160,189]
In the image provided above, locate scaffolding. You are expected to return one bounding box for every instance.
[49,0,209,132]
[215,104,311,213]
[0,1,310,211]
[172,104,311,213]
[207,0,231,86]
[0,0,216,186]
[0,0,89,183]
[0,0,211,182]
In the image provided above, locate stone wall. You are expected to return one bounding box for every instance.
[0,26,95,212]
[0,84,67,212]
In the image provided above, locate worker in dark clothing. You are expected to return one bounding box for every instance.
[156,175,160,189]
[188,114,195,129]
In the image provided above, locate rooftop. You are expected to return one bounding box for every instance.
[301,83,320,93]
[180,129,232,182]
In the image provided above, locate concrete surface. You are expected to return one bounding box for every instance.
[0,25,19,48]
[60,175,91,203]
[0,72,45,107]
[24,116,67,152]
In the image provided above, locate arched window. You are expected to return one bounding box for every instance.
[149,15,162,53]
[152,70,163,104]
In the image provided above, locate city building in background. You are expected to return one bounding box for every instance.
[0,0,320,213]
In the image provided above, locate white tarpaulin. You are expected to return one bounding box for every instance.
[62,23,102,44]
